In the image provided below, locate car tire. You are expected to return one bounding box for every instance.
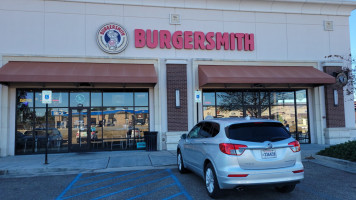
[205,163,222,198]
[275,184,296,193]
[177,151,188,174]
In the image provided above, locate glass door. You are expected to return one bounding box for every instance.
[69,107,91,151]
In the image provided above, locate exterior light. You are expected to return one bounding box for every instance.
[176,89,180,108]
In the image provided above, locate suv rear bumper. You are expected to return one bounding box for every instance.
[217,164,304,189]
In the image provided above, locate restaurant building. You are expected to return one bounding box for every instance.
[0,0,356,156]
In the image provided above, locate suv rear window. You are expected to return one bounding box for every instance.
[227,122,290,142]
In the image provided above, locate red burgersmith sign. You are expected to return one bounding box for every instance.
[135,29,254,51]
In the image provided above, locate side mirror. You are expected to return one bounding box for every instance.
[181,134,187,139]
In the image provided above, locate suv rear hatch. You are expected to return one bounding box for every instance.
[226,122,298,170]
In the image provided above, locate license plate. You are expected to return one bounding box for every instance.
[261,149,277,159]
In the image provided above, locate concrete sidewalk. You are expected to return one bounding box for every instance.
[0,144,355,178]
[0,150,177,177]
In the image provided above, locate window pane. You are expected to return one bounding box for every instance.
[297,105,309,142]
[135,107,149,133]
[203,106,216,119]
[270,91,295,106]
[70,92,90,107]
[244,92,259,106]
[91,92,102,107]
[296,90,307,105]
[16,107,34,154]
[217,92,242,106]
[135,92,148,106]
[260,92,269,105]
[217,106,243,118]
[271,105,296,133]
[203,92,215,106]
[103,92,133,107]
[91,108,102,141]
[17,90,34,108]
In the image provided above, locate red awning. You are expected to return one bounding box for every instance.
[198,65,335,87]
[0,61,157,84]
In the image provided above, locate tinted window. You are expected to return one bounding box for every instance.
[200,123,212,138]
[211,123,220,137]
[188,124,202,139]
[227,122,290,142]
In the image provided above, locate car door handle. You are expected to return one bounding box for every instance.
[203,142,207,145]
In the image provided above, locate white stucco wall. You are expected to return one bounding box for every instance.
[0,0,355,154]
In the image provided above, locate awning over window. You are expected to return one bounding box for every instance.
[0,61,157,84]
[198,65,335,87]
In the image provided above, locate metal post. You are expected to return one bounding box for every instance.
[197,102,199,122]
[45,103,49,164]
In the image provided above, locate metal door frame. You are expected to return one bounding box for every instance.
[68,107,91,152]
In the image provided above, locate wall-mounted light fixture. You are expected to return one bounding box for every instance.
[334,89,338,106]
[176,89,180,108]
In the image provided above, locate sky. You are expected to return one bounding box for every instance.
[350,10,356,99]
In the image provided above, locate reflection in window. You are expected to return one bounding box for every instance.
[91,92,102,107]
[202,90,310,143]
[70,92,90,107]
[203,92,215,105]
[135,93,148,106]
[103,92,133,107]
[15,89,150,154]
[244,92,259,106]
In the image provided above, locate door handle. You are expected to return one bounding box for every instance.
[203,142,207,145]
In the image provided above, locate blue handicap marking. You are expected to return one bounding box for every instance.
[45,95,49,99]
[196,95,200,98]
[56,169,193,200]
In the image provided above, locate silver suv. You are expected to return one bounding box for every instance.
[177,117,304,198]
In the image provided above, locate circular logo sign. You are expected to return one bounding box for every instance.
[97,23,128,54]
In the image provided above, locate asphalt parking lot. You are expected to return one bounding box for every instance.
[1,161,356,200]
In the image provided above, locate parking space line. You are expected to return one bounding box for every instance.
[167,169,193,200]
[126,183,176,200]
[56,173,82,200]
[81,172,117,180]
[91,175,172,200]
[162,192,183,200]
[61,170,167,199]
[73,170,145,189]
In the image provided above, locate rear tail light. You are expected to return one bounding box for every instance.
[288,141,301,152]
[219,143,247,156]
[293,169,304,173]
[228,174,249,177]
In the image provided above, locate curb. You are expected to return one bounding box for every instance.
[307,155,356,174]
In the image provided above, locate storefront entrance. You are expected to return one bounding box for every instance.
[69,107,91,152]
[15,89,150,155]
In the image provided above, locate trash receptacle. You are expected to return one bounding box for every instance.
[144,131,158,151]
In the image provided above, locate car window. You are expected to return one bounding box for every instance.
[188,123,202,139]
[227,122,290,142]
[200,122,212,138]
[210,122,220,137]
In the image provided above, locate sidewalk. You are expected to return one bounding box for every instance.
[0,144,355,178]
[0,150,177,177]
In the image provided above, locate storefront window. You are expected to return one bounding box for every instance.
[203,90,310,143]
[70,92,90,107]
[15,89,149,154]
[91,92,102,107]
[135,92,148,106]
[103,92,133,107]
